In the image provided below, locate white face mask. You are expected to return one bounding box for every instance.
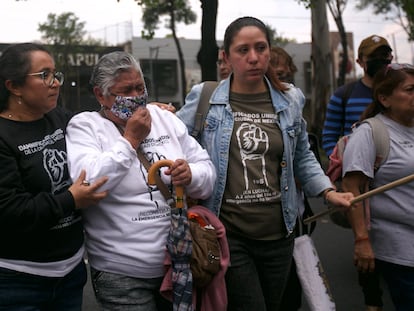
[110,92,147,120]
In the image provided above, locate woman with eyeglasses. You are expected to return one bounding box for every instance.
[0,42,109,310]
[342,63,414,310]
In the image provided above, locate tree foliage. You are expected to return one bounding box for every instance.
[136,0,196,40]
[123,0,197,103]
[356,0,414,41]
[266,24,297,46]
[38,12,86,46]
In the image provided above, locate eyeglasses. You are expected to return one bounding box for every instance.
[27,71,64,87]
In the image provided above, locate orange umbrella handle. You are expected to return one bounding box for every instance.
[147,159,184,208]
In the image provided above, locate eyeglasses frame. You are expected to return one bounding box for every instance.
[26,71,64,87]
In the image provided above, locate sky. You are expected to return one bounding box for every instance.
[1,0,413,64]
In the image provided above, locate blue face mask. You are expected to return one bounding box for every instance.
[110,92,147,120]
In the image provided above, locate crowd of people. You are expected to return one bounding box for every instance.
[322,34,395,311]
[0,14,412,311]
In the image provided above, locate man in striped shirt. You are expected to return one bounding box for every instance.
[322,35,393,157]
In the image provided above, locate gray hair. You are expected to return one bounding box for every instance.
[90,51,144,96]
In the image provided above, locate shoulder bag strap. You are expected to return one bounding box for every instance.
[191,81,219,138]
[135,149,175,207]
[99,109,175,207]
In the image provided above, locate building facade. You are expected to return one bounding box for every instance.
[0,33,355,111]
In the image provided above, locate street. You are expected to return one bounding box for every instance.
[82,197,394,310]
[298,198,393,311]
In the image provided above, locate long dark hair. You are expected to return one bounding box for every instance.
[223,16,286,92]
[361,64,414,120]
[0,43,51,112]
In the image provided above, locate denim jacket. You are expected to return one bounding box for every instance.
[177,76,331,234]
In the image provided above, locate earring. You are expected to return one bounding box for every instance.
[17,97,22,105]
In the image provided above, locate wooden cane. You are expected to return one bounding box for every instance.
[303,173,414,225]
[147,159,184,208]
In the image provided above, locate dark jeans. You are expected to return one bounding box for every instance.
[358,269,383,307]
[90,267,172,311]
[225,232,294,311]
[376,259,414,311]
[0,260,87,311]
[279,259,302,310]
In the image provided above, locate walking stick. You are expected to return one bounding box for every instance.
[148,159,184,208]
[303,173,414,225]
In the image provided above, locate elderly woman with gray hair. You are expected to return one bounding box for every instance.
[65,51,216,310]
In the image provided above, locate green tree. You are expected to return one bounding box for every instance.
[356,0,414,41]
[266,24,297,46]
[38,12,86,46]
[124,0,197,103]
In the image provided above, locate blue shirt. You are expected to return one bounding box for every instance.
[177,77,332,234]
[322,79,372,156]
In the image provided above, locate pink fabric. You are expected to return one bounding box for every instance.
[326,136,349,183]
[160,205,229,311]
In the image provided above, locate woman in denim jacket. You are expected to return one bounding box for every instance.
[177,16,353,311]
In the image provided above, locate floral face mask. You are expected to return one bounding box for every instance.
[110,92,147,120]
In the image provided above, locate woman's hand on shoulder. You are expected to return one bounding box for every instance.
[149,101,176,113]
[69,170,109,209]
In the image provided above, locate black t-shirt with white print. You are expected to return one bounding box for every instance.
[0,106,83,262]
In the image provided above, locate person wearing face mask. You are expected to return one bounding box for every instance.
[322,35,393,311]
[322,35,393,157]
[65,51,216,310]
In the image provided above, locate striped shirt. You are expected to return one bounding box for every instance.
[322,79,372,156]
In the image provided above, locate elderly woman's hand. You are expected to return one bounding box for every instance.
[354,238,376,273]
[164,159,192,187]
[124,107,151,149]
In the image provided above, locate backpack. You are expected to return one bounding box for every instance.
[326,116,390,228]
